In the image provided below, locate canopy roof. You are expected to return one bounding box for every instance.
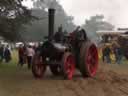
[96,30,126,35]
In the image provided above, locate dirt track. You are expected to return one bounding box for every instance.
[0,63,128,96]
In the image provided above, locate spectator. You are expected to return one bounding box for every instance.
[18,44,25,66]
[0,45,4,62]
[26,45,35,69]
[102,44,111,64]
[4,45,11,63]
[102,46,106,62]
[23,44,27,64]
[114,45,123,64]
[35,43,42,54]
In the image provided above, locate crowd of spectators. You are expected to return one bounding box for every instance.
[18,43,42,69]
[102,43,124,64]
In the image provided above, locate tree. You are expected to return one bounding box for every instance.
[20,9,48,41]
[34,0,76,32]
[21,0,75,41]
[0,0,34,41]
[82,15,114,42]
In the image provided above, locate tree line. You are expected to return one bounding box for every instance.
[0,0,114,42]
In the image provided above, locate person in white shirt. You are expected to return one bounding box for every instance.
[26,45,35,69]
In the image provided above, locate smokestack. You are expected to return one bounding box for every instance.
[48,8,55,41]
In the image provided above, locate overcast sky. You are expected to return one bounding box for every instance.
[23,0,128,28]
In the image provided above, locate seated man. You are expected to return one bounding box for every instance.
[70,26,87,41]
[78,29,87,41]
[54,25,64,43]
[54,31,63,42]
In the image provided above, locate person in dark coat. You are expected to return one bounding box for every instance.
[0,45,4,62]
[103,44,111,64]
[54,25,64,42]
[18,44,25,66]
[114,45,123,64]
[4,45,11,63]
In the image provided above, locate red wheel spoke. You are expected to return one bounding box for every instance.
[64,54,75,79]
[32,55,46,78]
[85,44,98,77]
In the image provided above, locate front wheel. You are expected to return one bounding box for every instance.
[62,52,75,80]
[32,54,46,78]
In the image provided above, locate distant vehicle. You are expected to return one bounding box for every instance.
[97,30,128,59]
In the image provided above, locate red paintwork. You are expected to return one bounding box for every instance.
[85,44,98,77]
[64,54,75,79]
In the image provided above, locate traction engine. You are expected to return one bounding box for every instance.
[32,9,98,79]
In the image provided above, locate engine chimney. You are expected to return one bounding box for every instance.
[48,8,55,41]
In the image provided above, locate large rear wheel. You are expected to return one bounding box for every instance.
[79,41,98,77]
[32,54,46,78]
[62,52,75,80]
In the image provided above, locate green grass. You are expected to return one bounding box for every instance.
[0,50,31,81]
[0,50,18,71]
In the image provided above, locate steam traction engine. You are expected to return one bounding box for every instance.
[32,9,98,79]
